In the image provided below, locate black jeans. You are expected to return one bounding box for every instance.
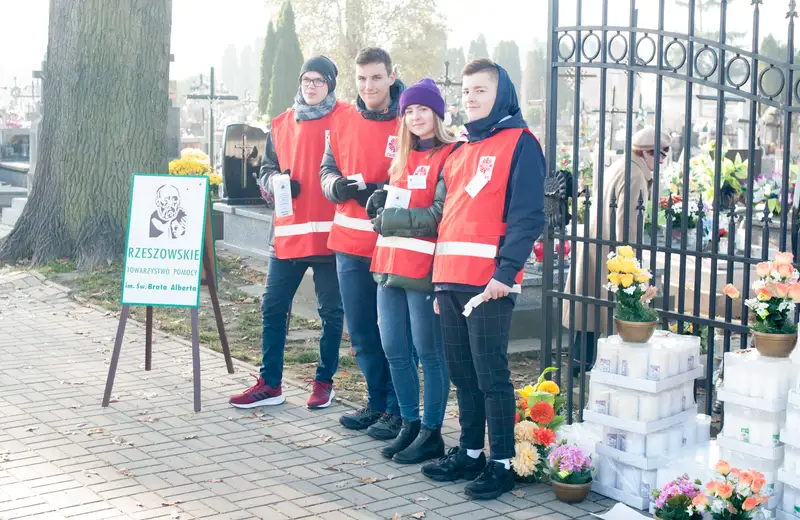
[437,290,516,460]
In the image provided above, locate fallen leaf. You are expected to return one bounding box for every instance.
[136,503,144,508]
[511,490,526,498]
[412,497,429,503]
[161,500,183,507]
[118,469,134,477]
[321,434,333,443]
[392,514,401,520]
[207,478,224,483]
[294,442,312,448]
[183,435,198,440]
[323,466,341,472]
[359,477,378,484]
[346,460,369,466]
[86,428,104,435]
[411,514,425,519]
[76,423,87,428]
[25,426,38,432]
[386,474,394,480]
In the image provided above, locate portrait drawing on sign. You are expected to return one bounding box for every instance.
[149,184,188,239]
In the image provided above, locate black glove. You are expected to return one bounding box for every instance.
[332,177,360,201]
[366,189,387,219]
[290,180,301,198]
[372,207,384,234]
[354,182,380,207]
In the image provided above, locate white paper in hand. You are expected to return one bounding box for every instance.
[272,174,293,218]
[385,185,411,209]
[462,285,522,317]
[347,173,367,190]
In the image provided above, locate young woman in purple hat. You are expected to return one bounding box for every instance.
[366,78,458,464]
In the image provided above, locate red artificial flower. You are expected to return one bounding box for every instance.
[719,228,728,238]
[515,411,521,424]
[533,427,557,446]
[530,401,555,425]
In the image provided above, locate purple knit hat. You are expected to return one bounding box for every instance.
[399,78,445,120]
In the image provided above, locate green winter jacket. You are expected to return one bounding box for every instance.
[371,169,448,293]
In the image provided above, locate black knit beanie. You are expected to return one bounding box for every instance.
[299,56,338,93]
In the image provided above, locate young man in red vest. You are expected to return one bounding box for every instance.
[420,59,546,500]
[229,56,345,410]
[320,47,406,440]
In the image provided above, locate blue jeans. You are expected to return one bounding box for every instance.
[260,258,344,387]
[377,286,448,428]
[336,253,399,415]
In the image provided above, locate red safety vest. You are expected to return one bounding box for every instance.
[327,104,399,258]
[433,128,530,288]
[270,102,344,259]
[370,143,456,279]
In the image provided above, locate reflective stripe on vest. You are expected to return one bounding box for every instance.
[274,221,334,237]
[434,241,497,259]
[375,235,436,255]
[333,212,374,232]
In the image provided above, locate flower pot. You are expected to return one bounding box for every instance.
[752,331,798,358]
[551,480,591,503]
[615,319,658,343]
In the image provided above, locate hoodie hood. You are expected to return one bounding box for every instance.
[464,64,527,142]
[356,79,406,122]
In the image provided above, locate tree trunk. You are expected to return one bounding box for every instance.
[0,0,172,269]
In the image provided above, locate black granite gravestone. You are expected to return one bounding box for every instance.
[221,123,267,205]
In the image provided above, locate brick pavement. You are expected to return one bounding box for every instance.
[0,271,618,520]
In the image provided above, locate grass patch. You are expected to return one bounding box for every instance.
[38,259,77,274]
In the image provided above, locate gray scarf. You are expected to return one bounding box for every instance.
[293,88,337,122]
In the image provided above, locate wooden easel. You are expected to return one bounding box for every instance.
[102,197,234,412]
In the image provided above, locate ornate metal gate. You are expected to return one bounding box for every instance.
[540,0,800,420]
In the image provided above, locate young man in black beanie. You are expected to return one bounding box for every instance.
[229,56,346,410]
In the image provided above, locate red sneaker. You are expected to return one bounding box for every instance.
[229,375,285,409]
[307,380,335,409]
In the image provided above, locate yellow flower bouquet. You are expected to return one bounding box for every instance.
[606,245,659,323]
[169,149,223,199]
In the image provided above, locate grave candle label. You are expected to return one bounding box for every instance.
[121,174,209,308]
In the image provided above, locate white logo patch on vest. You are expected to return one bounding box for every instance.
[408,165,429,190]
[465,156,496,198]
[385,136,398,158]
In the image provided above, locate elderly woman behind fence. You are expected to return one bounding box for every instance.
[562,126,670,375]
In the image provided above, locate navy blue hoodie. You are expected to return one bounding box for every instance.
[437,64,546,295]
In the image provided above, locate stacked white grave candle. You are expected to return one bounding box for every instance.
[717,349,799,516]
[771,358,800,519]
[585,331,705,510]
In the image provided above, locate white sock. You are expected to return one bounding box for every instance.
[466,449,483,459]
[494,458,511,470]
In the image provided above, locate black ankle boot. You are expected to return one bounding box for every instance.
[380,419,421,459]
[393,425,445,464]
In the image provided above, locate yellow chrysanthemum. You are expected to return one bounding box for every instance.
[538,381,560,395]
[620,273,634,288]
[514,421,538,443]
[617,245,635,259]
[608,272,621,286]
[607,256,621,273]
[618,258,637,274]
[511,441,540,478]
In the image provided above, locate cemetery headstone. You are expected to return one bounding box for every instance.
[221,123,266,206]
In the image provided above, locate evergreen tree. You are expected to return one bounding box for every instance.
[258,21,277,115]
[267,0,304,119]
[492,40,521,95]
[522,48,546,103]
[467,34,489,62]
[445,47,466,77]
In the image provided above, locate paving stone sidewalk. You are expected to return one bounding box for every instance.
[0,271,617,520]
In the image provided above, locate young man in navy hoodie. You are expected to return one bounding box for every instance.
[421,59,546,500]
[319,48,407,440]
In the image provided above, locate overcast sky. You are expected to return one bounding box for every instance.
[0,0,796,91]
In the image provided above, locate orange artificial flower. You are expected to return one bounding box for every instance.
[716,483,733,499]
[530,401,555,425]
[738,471,753,487]
[757,287,773,301]
[715,460,731,476]
[517,398,529,411]
[756,262,774,277]
[723,284,740,299]
[752,476,766,493]
[778,263,795,279]
[705,481,718,495]
[742,497,759,511]
[775,251,794,265]
[775,283,791,298]
[789,283,800,303]
[532,427,556,446]
[692,494,709,508]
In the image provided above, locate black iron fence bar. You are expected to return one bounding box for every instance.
[544,0,560,387]
[779,10,796,251]
[740,3,760,350]
[552,61,800,112]
[576,0,590,421]
[554,25,800,71]
[725,207,739,355]
[621,3,638,243]
[704,0,728,416]
[649,0,667,282]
